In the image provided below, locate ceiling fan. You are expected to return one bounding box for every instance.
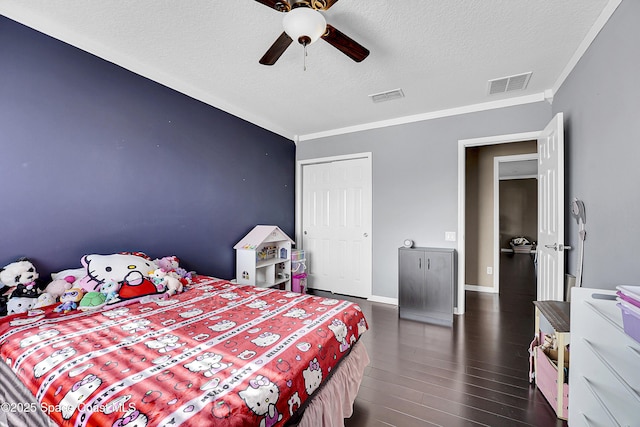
[255,0,370,66]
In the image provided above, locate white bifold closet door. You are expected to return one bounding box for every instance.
[301,157,371,299]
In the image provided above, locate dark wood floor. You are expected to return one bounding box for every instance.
[316,253,568,427]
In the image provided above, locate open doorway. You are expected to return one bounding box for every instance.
[456,131,541,315]
[463,142,537,295]
[456,114,566,314]
[495,155,538,297]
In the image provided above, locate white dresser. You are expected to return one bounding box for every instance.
[569,287,640,426]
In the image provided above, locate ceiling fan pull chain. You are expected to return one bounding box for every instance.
[303,43,308,71]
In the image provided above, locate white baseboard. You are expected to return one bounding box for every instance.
[465,284,498,294]
[368,295,398,306]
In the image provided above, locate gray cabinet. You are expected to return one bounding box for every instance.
[399,247,456,326]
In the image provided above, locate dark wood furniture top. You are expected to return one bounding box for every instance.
[533,300,571,332]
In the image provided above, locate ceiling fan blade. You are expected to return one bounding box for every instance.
[321,24,369,62]
[254,0,291,12]
[324,0,340,9]
[259,32,293,65]
[311,0,339,10]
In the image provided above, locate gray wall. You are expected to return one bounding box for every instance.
[297,103,551,299]
[553,0,640,290]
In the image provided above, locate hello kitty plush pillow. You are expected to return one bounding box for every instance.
[76,253,161,303]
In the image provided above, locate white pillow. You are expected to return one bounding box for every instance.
[51,268,86,281]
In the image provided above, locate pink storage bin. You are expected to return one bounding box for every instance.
[617,291,640,309]
[292,259,306,274]
[535,346,569,419]
[292,273,307,293]
[617,302,640,343]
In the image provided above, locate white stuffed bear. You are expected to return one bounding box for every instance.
[149,269,183,296]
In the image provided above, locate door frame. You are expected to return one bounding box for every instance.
[457,132,540,315]
[492,153,539,294]
[295,152,373,296]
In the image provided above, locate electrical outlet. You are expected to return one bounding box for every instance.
[445,231,456,241]
[487,267,493,275]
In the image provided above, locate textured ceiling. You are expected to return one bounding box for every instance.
[0,0,617,141]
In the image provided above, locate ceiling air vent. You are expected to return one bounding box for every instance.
[369,88,405,103]
[488,72,532,95]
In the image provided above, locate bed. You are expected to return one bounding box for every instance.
[0,273,369,427]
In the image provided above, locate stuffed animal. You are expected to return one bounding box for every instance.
[76,254,158,298]
[0,258,43,316]
[0,258,40,296]
[165,275,183,295]
[153,256,194,286]
[149,269,183,296]
[11,282,40,299]
[6,282,42,315]
[154,256,180,273]
[149,269,167,293]
[175,267,193,283]
[7,297,37,315]
[0,295,7,316]
[100,280,120,303]
[44,276,75,299]
[54,288,84,314]
[33,293,57,309]
[78,292,106,311]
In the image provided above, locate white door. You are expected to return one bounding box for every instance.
[537,113,565,301]
[301,157,372,298]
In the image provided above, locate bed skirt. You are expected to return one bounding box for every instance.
[297,339,369,427]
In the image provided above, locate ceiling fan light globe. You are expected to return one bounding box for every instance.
[283,7,327,45]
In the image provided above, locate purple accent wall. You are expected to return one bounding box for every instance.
[0,16,295,279]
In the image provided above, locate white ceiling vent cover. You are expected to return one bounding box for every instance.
[488,72,532,95]
[369,88,405,103]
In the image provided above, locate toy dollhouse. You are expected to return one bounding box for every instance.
[234,225,294,290]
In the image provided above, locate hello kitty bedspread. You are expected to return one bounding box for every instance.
[0,276,368,427]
